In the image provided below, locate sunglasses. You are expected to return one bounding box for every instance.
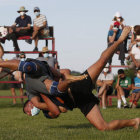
[20,57,25,59]
[34,10,39,12]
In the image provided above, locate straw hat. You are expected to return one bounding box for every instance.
[17,6,28,13]
[41,47,50,53]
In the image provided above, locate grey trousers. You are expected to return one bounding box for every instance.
[129,59,140,74]
[108,42,125,64]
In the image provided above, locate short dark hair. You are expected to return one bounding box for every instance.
[23,100,30,114]
[118,69,125,75]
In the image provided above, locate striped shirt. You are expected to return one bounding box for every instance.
[33,14,49,30]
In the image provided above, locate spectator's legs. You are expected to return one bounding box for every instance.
[34,35,39,48]
[0,43,4,58]
[135,93,140,102]
[117,43,125,65]
[86,104,139,131]
[14,71,23,81]
[32,30,39,40]
[19,88,23,104]
[117,86,127,104]
[131,93,136,102]
[16,29,29,36]
[98,83,108,97]
[10,88,16,104]
[102,90,107,108]
[46,40,48,47]
[96,83,108,108]
[129,61,137,73]
[129,59,140,74]
[31,30,40,51]
[117,88,121,108]
[33,29,45,49]
[107,43,114,65]
[10,33,18,48]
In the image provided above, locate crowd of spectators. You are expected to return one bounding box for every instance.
[0,6,49,51]
[1,9,140,109]
[96,67,140,109]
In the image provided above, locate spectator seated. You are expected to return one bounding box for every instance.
[108,22,126,65]
[0,26,55,51]
[96,63,114,109]
[129,67,140,109]
[114,69,131,109]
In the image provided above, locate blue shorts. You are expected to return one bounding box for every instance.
[49,81,67,96]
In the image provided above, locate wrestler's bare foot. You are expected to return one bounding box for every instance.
[66,74,88,83]
[133,118,140,130]
[59,106,67,113]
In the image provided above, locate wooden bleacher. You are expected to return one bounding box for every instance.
[0,26,57,100]
[100,96,131,107]
[0,26,55,51]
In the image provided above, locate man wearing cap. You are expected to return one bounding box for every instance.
[96,64,114,109]
[37,47,58,69]
[26,7,49,51]
[108,22,126,65]
[109,12,126,30]
[1,6,32,51]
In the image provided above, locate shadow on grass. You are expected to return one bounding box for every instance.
[50,123,93,129]
[0,103,23,109]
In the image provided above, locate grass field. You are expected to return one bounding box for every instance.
[0,90,140,140]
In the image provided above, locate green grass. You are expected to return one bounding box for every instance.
[0,90,140,140]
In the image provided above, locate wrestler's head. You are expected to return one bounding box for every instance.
[23,100,33,116]
[23,100,41,116]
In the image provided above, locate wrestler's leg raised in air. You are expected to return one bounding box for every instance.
[0,60,87,95]
[86,27,131,84]
[86,104,139,131]
[44,67,88,95]
[0,59,20,70]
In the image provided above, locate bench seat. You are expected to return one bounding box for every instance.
[100,95,131,107]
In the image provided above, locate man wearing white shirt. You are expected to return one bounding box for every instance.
[129,43,140,73]
[96,64,114,109]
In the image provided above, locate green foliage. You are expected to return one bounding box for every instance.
[71,71,81,76]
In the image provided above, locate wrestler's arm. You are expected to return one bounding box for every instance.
[40,94,61,117]
[45,106,68,119]
[31,96,49,111]
[50,67,72,81]
[50,66,63,78]
[103,80,114,86]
